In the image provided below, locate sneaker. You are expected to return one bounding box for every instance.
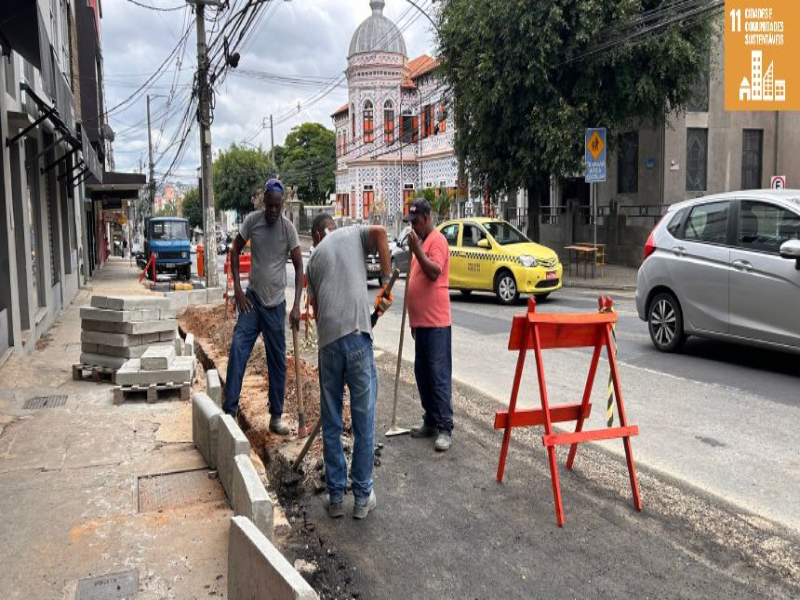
[435,431,452,452]
[327,499,344,519]
[352,490,377,520]
[410,423,437,438]
[269,416,291,436]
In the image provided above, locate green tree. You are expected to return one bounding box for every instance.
[182,187,203,230]
[438,0,717,240]
[213,143,273,215]
[280,123,336,206]
[156,199,177,217]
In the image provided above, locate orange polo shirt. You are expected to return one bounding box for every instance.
[407,228,451,328]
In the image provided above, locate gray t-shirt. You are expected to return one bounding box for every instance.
[306,226,375,349]
[239,212,300,308]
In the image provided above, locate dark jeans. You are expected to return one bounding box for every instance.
[318,332,377,504]
[223,290,286,417]
[414,326,453,434]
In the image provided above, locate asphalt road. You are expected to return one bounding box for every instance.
[363,280,800,533]
[280,352,800,600]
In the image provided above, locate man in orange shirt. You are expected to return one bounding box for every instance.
[404,199,453,451]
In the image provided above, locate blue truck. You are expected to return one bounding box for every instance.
[138,217,192,281]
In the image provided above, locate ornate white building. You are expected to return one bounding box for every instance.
[332,0,461,229]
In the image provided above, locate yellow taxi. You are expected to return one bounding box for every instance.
[436,218,563,304]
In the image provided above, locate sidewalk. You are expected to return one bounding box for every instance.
[563,263,638,291]
[0,260,230,599]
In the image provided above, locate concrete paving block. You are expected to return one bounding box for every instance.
[80,353,127,369]
[105,296,174,310]
[81,342,99,354]
[173,337,183,356]
[136,308,161,322]
[185,333,195,357]
[160,306,178,319]
[114,359,193,386]
[140,345,176,371]
[206,369,222,405]
[80,319,118,333]
[207,287,224,305]
[94,343,167,359]
[228,516,318,600]
[80,307,135,323]
[217,415,251,503]
[159,330,176,342]
[166,291,189,310]
[81,330,162,347]
[192,392,223,469]
[89,295,108,308]
[186,290,208,306]
[233,455,274,541]
[122,319,179,335]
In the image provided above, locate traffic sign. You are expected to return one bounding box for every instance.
[771,175,787,190]
[585,128,607,183]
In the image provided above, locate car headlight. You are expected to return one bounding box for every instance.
[182,252,189,259]
[519,255,538,268]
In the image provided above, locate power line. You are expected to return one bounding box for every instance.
[126,0,187,13]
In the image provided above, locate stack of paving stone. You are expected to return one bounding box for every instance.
[113,339,197,404]
[75,295,178,382]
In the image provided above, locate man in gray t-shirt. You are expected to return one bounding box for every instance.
[306,215,392,520]
[224,178,303,436]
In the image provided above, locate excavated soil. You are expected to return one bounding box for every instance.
[180,304,351,462]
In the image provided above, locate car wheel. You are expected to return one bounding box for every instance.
[648,292,685,352]
[460,290,472,297]
[494,271,519,305]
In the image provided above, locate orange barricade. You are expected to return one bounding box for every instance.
[495,296,642,526]
[139,252,157,284]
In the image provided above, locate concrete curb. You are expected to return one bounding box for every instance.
[217,415,251,502]
[228,516,318,600]
[563,281,637,292]
[233,454,274,541]
[163,287,225,307]
[192,392,223,469]
[206,369,222,405]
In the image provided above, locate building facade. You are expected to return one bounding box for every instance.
[332,0,463,232]
[0,0,142,360]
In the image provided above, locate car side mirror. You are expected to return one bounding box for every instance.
[779,239,800,270]
[477,239,491,250]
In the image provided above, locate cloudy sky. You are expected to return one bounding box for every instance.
[103,0,437,182]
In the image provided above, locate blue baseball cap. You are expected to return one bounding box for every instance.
[264,178,284,195]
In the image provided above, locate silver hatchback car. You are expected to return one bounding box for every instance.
[636,190,800,354]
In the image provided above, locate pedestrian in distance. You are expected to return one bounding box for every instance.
[404,198,454,451]
[225,178,304,436]
[306,214,393,520]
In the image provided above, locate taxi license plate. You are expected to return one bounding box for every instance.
[546,271,557,281]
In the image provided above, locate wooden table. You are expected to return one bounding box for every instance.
[564,245,602,279]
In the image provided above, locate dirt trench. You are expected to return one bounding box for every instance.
[180,305,362,599]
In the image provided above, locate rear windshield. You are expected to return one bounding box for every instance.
[484,221,530,245]
[150,220,189,240]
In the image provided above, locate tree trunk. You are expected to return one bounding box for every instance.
[526,183,541,243]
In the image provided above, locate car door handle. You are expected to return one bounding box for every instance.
[672,247,687,257]
[732,259,753,272]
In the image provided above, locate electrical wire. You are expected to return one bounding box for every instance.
[126,0,186,12]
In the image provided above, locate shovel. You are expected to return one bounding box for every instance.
[292,325,309,438]
[385,255,412,437]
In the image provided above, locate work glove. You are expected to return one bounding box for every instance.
[374,285,394,316]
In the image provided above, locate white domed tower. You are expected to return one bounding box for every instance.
[333,0,413,223]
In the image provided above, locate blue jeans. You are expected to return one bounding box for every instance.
[318,332,377,505]
[223,290,286,418]
[414,327,453,434]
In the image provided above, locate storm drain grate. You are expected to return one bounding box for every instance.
[76,569,138,599]
[23,395,68,409]
[137,468,225,513]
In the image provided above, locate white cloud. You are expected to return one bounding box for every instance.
[102,0,437,180]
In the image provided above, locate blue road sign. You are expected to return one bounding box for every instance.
[585,128,607,183]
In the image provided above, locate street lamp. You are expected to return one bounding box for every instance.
[405,0,440,34]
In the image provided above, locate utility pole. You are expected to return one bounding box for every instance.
[147,95,156,217]
[270,114,276,174]
[191,0,219,288]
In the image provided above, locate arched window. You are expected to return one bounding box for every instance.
[384,100,395,145]
[363,100,374,144]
